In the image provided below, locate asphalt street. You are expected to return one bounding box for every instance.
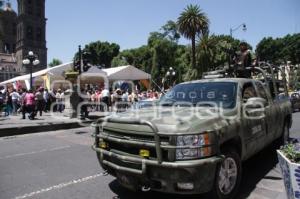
[1,112,300,199]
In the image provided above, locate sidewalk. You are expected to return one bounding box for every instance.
[0,111,107,137]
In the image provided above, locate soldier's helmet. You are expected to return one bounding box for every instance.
[239,41,248,49]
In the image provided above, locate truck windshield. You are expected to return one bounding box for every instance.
[160,82,238,109]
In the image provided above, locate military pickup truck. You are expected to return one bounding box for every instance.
[92,66,292,199]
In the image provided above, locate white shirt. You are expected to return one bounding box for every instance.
[101,89,110,97]
[10,92,20,101]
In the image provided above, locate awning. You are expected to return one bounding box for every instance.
[103,65,151,81]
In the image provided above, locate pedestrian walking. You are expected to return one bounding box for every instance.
[20,88,27,119]
[5,91,13,115]
[55,89,64,113]
[10,89,20,115]
[35,88,45,116]
[101,88,110,112]
[95,90,101,111]
[0,90,5,115]
[43,89,50,112]
[23,90,36,120]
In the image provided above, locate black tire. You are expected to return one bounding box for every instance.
[210,148,242,199]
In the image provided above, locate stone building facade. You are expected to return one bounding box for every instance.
[0,0,47,82]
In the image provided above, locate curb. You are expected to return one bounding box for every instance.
[0,121,93,138]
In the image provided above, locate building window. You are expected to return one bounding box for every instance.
[13,23,17,36]
[36,9,41,17]
[26,26,33,40]
[4,43,10,53]
[36,28,42,41]
[36,1,42,17]
[28,6,33,15]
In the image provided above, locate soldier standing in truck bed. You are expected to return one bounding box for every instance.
[234,42,256,78]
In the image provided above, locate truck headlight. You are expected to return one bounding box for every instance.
[176,134,212,160]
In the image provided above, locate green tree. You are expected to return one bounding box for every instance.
[177,4,209,74]
[75,41,120,68]
[256,37,280,63]
[256,34,300,65]
[200,35,248,70]
[161,20,180,42]
[48,58,62,67]
[116,46,153,73]
[151,38,178,86]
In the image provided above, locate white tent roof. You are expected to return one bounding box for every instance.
[81,66,107,77]
[0,62,73,85]
[0,64,150,86]
[47,62,73,76]
[103,65,151,81]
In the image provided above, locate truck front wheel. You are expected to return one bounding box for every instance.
[210,149,242,199]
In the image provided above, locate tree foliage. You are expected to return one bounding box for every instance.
[256,34,300,65]
[74,41,120,68]
[177,4,209,72]
[48,58,62,67]
[111,21,189,89]
[183,34,249,81]
[160,20,181,42]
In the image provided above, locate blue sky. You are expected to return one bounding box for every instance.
[10,0,300,64]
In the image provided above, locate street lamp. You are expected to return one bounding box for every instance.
[22,51,40,90]
[166,67,176,88]
[230,23,247,37]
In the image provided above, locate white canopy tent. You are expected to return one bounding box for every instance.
[0,62,73,89]
[81,66,107,77]
[0,64,151,90]
[0,62,73,84]
[103,65,151,81]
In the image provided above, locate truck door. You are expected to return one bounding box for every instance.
[255,81,277,145]
[242,82,267,157]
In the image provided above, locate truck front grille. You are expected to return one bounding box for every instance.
[103,129,170,143]
[102,129,170,160]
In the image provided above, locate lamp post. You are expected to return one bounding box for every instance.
[22,51,40,90]
[230,23,247,37]
[166,67,176,89]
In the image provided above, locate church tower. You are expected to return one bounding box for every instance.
[16,0,47,73]
[0,1,17,54]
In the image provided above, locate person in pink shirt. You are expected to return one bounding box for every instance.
[23,90,36,120]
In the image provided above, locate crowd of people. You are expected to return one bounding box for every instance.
[79,87,162,115]
[0,87,64,119]
[0,86,163,120]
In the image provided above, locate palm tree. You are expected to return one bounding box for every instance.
[177,4,209,74]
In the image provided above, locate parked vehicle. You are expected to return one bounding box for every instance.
[290,92,300,112]
[92,65,292,199]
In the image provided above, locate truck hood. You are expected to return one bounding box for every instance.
[102,107,236,135]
